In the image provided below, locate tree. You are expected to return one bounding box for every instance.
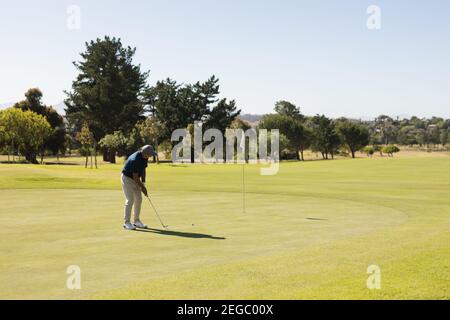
[259,115,290,151]
[99,129,144,162]
[278,134,293,160]
[440,129,448,146]
[145,76,240,141]
[374,115,398,145]
[76,122,96,168]
[443,119,450,130]
[292,123,313,161]
[65,36,149,163]
[14,88,66,162]
[144,78,182,140]
[227,118,252,162]
[21,111,52,163]
[337,121,370,158]
[136,117,164,159]
[310,115,340,160]
[98,132,124,164]
[0,109,20,162]
[427,126,441,146]
[0,108,52,163]
[41,108,67,163]
[259,112,311,161]
[397,126,418,146]
[119,128,145,159]
[260,101,310,161]
[145,76,240,163]
[230,118,251,131]
[373,144,383,157]
[415,129,431,147]
[44,127,68,161]
[274,100,304,121]
[206,98,241,133]
[0,120,5,157]
[362,146,375,157]
[382,145,400,157]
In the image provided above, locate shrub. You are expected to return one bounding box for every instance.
[382,145,400,157]
[362,146,375,157]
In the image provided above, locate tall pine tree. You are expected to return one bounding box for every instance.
[65,36,148,163]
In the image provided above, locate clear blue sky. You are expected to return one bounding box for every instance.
[1,0,449,118]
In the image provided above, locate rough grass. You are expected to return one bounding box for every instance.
[0,153,448,299]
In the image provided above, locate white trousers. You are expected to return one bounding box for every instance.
[121,173,142,222]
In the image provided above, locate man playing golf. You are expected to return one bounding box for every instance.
[121,145,157,230]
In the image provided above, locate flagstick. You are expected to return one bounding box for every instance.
[242,162,246,214]
[240,133,247,214]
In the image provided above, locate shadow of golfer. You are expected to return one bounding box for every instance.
[135,228,226,240]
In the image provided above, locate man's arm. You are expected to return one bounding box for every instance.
[132,172,148,197]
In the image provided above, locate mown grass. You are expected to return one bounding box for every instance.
[0,153,448,299]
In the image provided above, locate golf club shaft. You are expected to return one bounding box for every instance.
[146,196,168,229]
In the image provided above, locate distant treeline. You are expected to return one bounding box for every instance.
[258,104,449,160]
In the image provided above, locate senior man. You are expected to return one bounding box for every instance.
[121,145,157,230]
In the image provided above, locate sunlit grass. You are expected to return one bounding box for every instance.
[0,152,449,299]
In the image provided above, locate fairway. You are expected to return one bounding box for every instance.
[0,154,449,299]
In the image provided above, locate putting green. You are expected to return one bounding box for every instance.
[0,153,449,299]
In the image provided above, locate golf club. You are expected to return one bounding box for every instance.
[146,195,169,230]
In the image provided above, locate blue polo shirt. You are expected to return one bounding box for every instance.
[122,151,148,179]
